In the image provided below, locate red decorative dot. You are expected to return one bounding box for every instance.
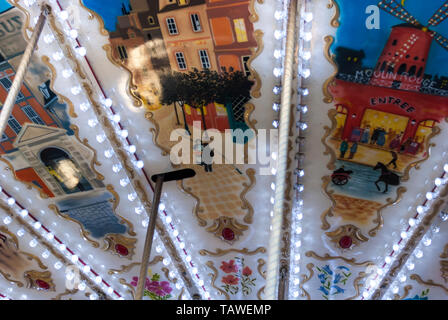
[36,279,50,290]
[115,244,129,256]
[339,236,353,249]
[222,228,235,241]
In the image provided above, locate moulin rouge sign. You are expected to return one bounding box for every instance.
[370,96,416,113]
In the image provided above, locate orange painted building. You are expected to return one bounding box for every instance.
[158,0,218,72]
[206,0,257,75]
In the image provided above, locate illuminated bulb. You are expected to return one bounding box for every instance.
[301,51,312,60]
[29,239,37,247]
[136,160,144,169]
[163,259,169,266]
[392,286,399,294]
[43,34,54,44]
[59,244,66,251]
[119,178,129,187]
[104,98,113,107]
[52,51,63,61]
[54,262,62,270]
[444,164,448,172]
[274,10,284,20]
[274,30,284,40]
[295,227,302,234]
[112,114,121,123]
[294,254,300,261]
[95,276,102,284]
[120,130,128,138]
[294,266,300,274]
[273,68,282,77]
[303,12,313,22]
[299,122,308,130]
[302,32,312,41]
[362,291,369,298]
[273,86,281,95]
[393,244,399,251]
[185,255,192,262]
[399,275,406,282]
[89,294,98,300]
[62,69,73,78]
[128,193,137,202]
[204,292,210,299]
[401,231,408,239]
[142,218,149,227]
[104,149,114,158]
[408,218,416,227]
[435,178,442,186]
[300,88,309,96]
[71,255,78,263]
[112,164,122,173]
[385,256,392,264]
[176,283,182,290]
[295,240,302,248]
[407,263,415,270]
[271,152,278,160]
[76,47,87,56]
[69,29,78,39]
[270,197,275,204]
[96,134,106,143]
[301,68,311,78]
[58,10,69,20]
[273,50,282,59]
[78,283,86,291]
[271,168,277,175]
[272,103,280,112]
[128,145,137,154]
[416,206,425,214]
[3,217,11,225]
[296,213,303,220]
[107,287,114,294]
[426,192,434,200]
[166,216,172,224]
[33,222,41,230]
[88,119,98,127]
[80,103,90,111]
[415,250,423,259]
[66,272,75,281]
[159,203,166,211]
[46,233,54,240]
[173,230,179,237]
[71,86,82,95]
[7,198,15,206]
[135,207,143,215]
[179,242,185,249]
[271,182,276,190]
[272,120,279,128]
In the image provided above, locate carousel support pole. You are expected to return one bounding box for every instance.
[135,169,196,300]
[0,5,49,138]
[265,0,299,300]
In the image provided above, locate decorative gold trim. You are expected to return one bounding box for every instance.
[247,29,264,99]
[103,234,137,259]
[119,278,135,299]
[346,271,368,300]
[389,253,410,278]
[65,44,87,80]
[47,11,65,43]
[41,56,78,118]
[257,258,266,280]
[108,256,163,275]
[102,44,142,107]
[70,124,104,181]
[320,176,336,230]
[368,186,407,237]
[244,103,257,133]
[144,112,170,156]
[48,204,100,248]
[410,274,448,295]
[199,247,266,257]
[299,263,314,300]
[206,261,230,300]
[177,179,207,227]
[322,36,337,103]
[24,270,55,291]
[321,110,338,171]
[10,0,32,41]
[206,217,248,243]
[240,168,256,224]
[441,244,448,259]
[394,285,412,300]
[326,224,368,249]
[305,251,374,267]
[177,287,185,300]
[106,185,136,236]
[0,157,49,199]
[79,0,109,36]
[248,0,264,23]
[52,289,79,300]
[327,0,341,27]
[162,267,178,284]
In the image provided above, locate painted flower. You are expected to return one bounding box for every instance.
[322,265,333,275]
[220,260,238,273]
[222,275,239,285]
[130,276,138,287]
[242,266,252,276]
[318,273,327,284]
[146,280,173,297]
[318,286,329,296]
[331,285,345,294]
[333,273,342,284]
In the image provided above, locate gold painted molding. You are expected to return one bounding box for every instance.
[305,251,374,267]
[327,0,341,28]
[206,261,230,300]
[322,36,337,104]
[393,285,412,300]
[107,256,163,275]
[199,247,266,257]
[240,168,256,224]
[410,274,448,295]
[299,263,314,300]
[51,289,79,300]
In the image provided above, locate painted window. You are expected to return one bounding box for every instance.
[166,17,178,35]
[242,56,251,76]
[22,105,45,125]
[0,77,24,100]
[148,16,155,25]
[178,0,189,5]
[190,13,202,32]
[210,17,234,46]
[175,52,187,70]
[199,50,211,69]
[8,115,21,134]
[117,46,128,60]
[233,19,248,43]
[1,133,7,142]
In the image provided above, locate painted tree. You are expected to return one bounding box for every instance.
[159,72,186,132]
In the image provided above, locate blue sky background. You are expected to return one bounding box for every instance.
[0,0,12,13]
[83,0,130,32]
[334,0,448,76]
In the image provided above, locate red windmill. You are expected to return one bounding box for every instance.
[370,0,448,92]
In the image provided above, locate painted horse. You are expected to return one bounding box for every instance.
[373,162,400,193]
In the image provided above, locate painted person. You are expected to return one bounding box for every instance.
[201,142,214,173]
[370,128,380,144]
[339,139,348,158]
[348,142,358,159]
[387,151,398,169]
[0,233,29,280]
[360,125,370,143]
[376,128,387,147]
[389,132,402,150]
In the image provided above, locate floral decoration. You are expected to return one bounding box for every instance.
[130,273,173,300]
[220,257,256,296]
[316,265,351,300]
